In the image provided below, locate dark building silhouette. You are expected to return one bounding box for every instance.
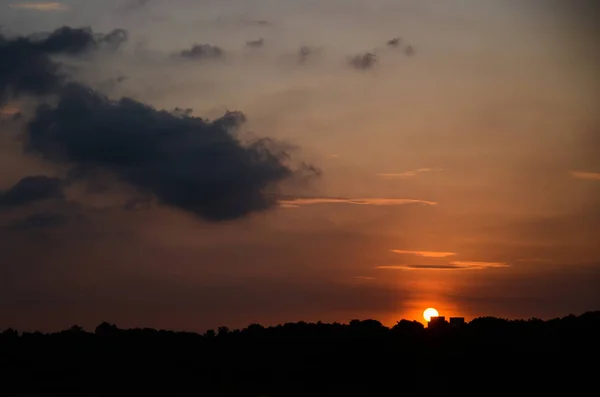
[429,315,465,328]
[429,316,446,328]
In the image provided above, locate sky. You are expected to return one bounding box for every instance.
[0,0,599,332]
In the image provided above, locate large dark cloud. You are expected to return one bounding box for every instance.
[30,27,128,54]
[0,176,64,208]
[0,26,128,102]
[2,25,317,222]
[24,83,314,221]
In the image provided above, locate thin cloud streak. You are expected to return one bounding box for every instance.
[0,106,20,117]
[377,168,442,179]
[516,258,554,263]
[376,261,509,271]
[570,171,600,181]
[450,261,510,269]
[9,2,69,11]
[347,276,376,284]
[278,197,438,208]
[391,250,456,258]
[376,265,471,271]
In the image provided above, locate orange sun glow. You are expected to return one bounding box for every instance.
[423,308,439,322]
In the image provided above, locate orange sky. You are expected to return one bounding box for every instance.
[0,0,598,332]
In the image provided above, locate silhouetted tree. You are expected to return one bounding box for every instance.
[204,329,215,338]
[391,319,424,335]
[94,321,119,336]
[218,326,229,337]
[1,312,598,396]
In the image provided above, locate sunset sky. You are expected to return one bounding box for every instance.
[1,0,598,332]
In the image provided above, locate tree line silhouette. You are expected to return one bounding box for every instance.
[1,312,598,396]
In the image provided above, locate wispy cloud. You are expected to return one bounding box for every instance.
[344,276,377,285]
[9,2,69,11]
[351,276,376,282]
[570,171,600,181]
[377,265,469,271]
[0,106,20,117]
[450,261,510,269]
[377,168,442,179]
[376,261,509,271]
[516,258,553,263]
[391,250,456,258]
[278,197,438,208]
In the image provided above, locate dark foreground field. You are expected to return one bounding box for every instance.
[2,312,599,396]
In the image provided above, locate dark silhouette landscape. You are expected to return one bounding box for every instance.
[2,311,598,396]
[2,2,599,396]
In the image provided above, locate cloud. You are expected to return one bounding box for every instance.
[385,38,415,56]
[0,25,317,223]
[377,168,442,179]
[246,38,264,48]
[23,82,317,222]
[0,26,128,101]
[390,250,456,258]
[115,0,153,14]
[450,261,510,269]
[404,45,415,56]
[244,20,271,27]
[377,265,469,271]
[298,46,322,64]
[6,212,69,230]
[178,44,225,60]
[387,37,401,47]
[0,105,20,114]
[278,197,437,208]
[122,0,151,10]
[36,27,128,54]
[0,176,65,208]
[348,52,377,70]
[0,105,20,118]
[570,171,600,181]
[376,261,509,271]
[346,276,376,284]
[516,258,554,264]
[9,2,69,11]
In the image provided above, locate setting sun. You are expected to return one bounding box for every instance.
[423,308,439,322]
